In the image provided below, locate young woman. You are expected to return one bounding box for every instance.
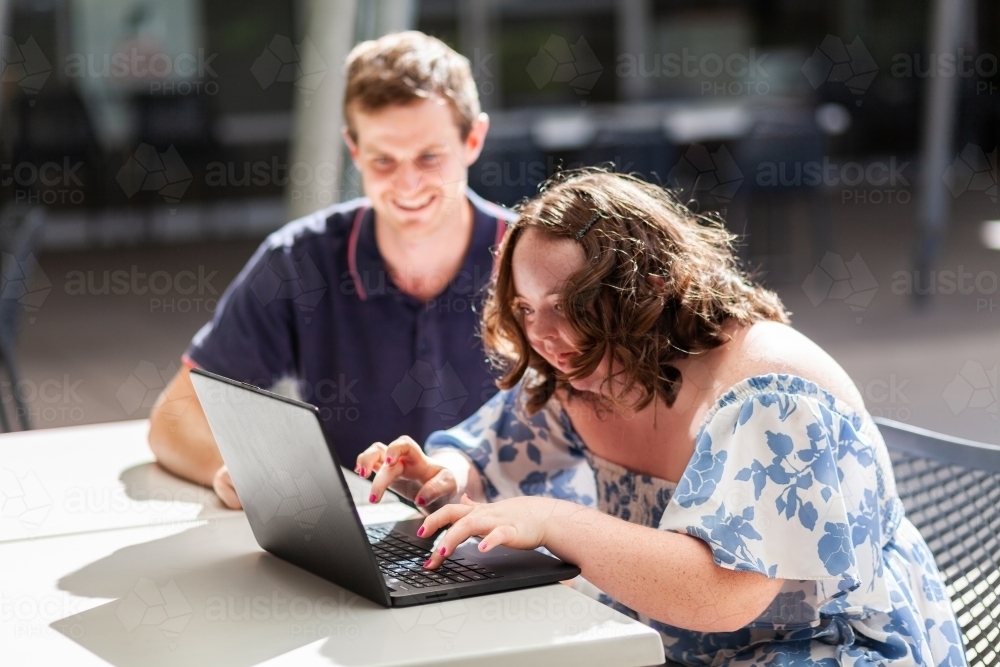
[357,171,965,666]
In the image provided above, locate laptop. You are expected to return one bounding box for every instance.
[189,367,581,607]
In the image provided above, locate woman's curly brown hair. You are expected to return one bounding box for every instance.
[482,168,790,414]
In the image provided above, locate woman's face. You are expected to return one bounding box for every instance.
[510,228,605,394]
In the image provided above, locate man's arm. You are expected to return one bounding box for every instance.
[148,364,222,488]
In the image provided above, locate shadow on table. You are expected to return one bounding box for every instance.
[118,461,229,517]
[50,518,380,667]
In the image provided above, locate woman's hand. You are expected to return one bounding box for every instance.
[417,494,576,568]
[355,436,461,510]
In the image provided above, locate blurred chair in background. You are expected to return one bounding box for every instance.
[0,204,46,431]
[878,418,1000,667]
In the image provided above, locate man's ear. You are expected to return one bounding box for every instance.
[341,126,360,162]
[462,112,490,167]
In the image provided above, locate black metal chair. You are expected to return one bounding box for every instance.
[877,418,1000,667]
[0,204,46,431]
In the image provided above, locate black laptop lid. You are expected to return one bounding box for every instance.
[189,368,391,606]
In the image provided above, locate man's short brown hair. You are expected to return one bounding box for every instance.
[343,31,481,141]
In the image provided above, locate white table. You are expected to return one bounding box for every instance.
[0,421,666,666]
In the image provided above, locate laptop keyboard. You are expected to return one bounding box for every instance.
[365,525,501,589]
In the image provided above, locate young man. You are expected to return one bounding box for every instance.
[148,31,513,508]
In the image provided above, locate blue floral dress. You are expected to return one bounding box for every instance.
[424,374,968,667]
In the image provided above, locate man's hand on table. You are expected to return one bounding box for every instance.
[213,465,242,509]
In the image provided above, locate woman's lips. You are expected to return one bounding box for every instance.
[555,352,578,369]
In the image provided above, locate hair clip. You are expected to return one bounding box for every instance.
[575,212,600,240]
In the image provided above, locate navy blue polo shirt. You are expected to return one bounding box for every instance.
[185,189,514,464]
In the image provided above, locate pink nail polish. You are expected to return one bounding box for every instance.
[385,456,392,465]
[423,559,432,568]
[439,546,446,556]
[480,542,488,551]
[369,493,377,503]
[416,526,425,537]
[359,467,366,477]
[416,496,426,506]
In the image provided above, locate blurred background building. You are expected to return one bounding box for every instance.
[0,0,998,443]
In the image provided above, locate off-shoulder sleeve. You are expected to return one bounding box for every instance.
[658,382,891,614]
[424,386,596,506]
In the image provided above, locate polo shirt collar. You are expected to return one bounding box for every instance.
[347,189,503,302]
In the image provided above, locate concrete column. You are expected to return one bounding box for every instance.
[336,0,419,207]
[458,0,499,110]
[616,0,650,101]
[285,0,358,220]
[0,0,8,132]
[356,0,416,41]
[914,0,970,291]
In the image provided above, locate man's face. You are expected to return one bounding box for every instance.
[344,97,488,241]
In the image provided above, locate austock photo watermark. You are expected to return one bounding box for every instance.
[0,34,52,98]
[1,589,86,642]
[2,33,219,98]
[802,252,878,323]
[111,580,363,647]
[665,143,744,214]
[116,360,183,418]
[205,157,356,207]
[838,374,913,422]
[617,47,772,97]
[116,143,359,208]
[1,252,51,323]
[1,157,86,205]
[944,144,997,203]
[802,252,998,318]
[755,156,912,205]
[890,265,999,314]
[64,47,219,96]
[0,468,51,533]
[943,361,997,425]
[890,48,998,95]
[339,264,493,310]
[1,582,363,647]
[1,375,85,426]
[527,35,603,103]
[296,375,363,423]
[802,35,879,105]
[252,35,327,96]
[116,143,193,205]
[392,361,469,421]
[1,460,219,538]
[529,32,996,105]
[64,263,220,314]
[203,588,361,640]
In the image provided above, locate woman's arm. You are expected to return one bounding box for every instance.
[419,497,784,633]
[546,501,784,632]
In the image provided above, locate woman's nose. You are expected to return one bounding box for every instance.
[528,310,559,342]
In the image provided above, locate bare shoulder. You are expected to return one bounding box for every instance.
[711,320,866,415]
